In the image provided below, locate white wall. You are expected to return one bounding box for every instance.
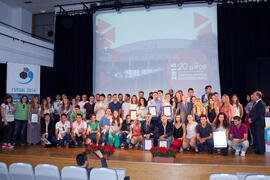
[0,1,32,33]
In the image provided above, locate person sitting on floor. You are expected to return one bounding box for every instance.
[119,115,132,149]
[108,110,122,148]
[52,113,71,147]
[86,114,100,145]
[171,114,186,151]
[71,113,87,147]
[130,119,143,149]
[76,150,108,176]
[228,116,249,157]
[196,114,214,154]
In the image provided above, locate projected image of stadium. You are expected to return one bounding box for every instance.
[93,5,220,97]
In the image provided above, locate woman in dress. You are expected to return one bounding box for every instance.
[205,97,219,124]
[27,95,41,145]
[136,97,147,123]
[60,98,73,120]
[130,119,143,149]
[231,94,244,119]
[220,94,233,123]
[171,115,186,151]
[193,98,205,123]
[173,91,182,115]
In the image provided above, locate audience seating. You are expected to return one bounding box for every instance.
[245,174,270,180]
[90,168,118,180]
[35,164,61,180]
[9,162,36,180]
[0,162,10,180]
[61,166,88,180]
[209,173,239,180]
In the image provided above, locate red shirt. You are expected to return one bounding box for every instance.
[229,124,247,139]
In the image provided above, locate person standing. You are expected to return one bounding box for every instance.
[201,85,212,107]
[13,95,29,146]
[249,91,266,154]
[27,95,41,145]
[1,95,15,148]
[147,92,162,125]
[94,94,107,121]
[176,95,193,123]
[220,94,233,123]
[84,95,95,122]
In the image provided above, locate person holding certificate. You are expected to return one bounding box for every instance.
[137,97,147,122]
[161,93,175,122]
[86,114,100,145]
[52,113,71,147]
[27,95,41,145]
[213,112,230,156]
[155,115,173,146]
[147,92,162,125]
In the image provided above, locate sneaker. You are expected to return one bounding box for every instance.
[235,150,240,156]
[2,143,8,148]
[135,143,139,148]
[195,147,199,153]
[7,143,14,149]
[102,142,105,146]
[128,144,133,149]
[240,151,246,157]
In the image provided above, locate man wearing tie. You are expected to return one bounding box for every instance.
[249,91,266,154]
[141,113,156,144]
[155,115,173,146]
[176,95,193,123]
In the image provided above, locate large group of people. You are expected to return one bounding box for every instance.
[0,85,268,157]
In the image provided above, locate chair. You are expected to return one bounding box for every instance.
[9,162,35,180]
[245,174,270,180]
[61,166,88,180]
[0,162,10,180]
[90,168,118,180]
[35,164,61,180]
[209,173,239,180]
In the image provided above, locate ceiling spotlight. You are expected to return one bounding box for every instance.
[176,0,184,6]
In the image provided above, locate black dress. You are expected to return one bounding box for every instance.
[207,107,216,123]
[173,125,183,138]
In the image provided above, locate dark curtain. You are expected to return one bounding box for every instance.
[0,63,7,103]
[41,13,94,99]
[217,3,270,105]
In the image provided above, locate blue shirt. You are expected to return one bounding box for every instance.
[147,99,162,114]
[99,116,110,127]
[108,101,122,113]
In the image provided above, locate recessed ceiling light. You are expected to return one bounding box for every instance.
[24,1,32,4]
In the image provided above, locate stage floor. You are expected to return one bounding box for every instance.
[1,145,270,166]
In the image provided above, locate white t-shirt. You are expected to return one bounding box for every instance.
[56,120,70,134]
[53,100,62,114]
[122,102,130,120]
[130,104,137,111]
[186,122,198,139]
[94,101,108,121]
[73,121,87,134]
[78,101,88,110]
[110,118,123,134]
[1,103,14,122]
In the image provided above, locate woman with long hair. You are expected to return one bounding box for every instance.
[182,114,198,152]
[60,98,73,120]
[27,95,41,145]
[171,115,186,151]
[130,95,138,111]
[220,94,233,123]
[46,96,54,115]
[213,112,230,156]
[193,98,205,123]
[231,94,244,119]
[206,97,219,124]
[108,110,122,148]
[130,119,143,149]
[173,91,182,115]
[1,95,15,148]
[136,97,147,122]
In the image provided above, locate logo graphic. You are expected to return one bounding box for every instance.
[17,67,34,84]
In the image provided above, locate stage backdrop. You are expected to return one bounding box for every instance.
[93,5,221,97]
[6,62,40,94]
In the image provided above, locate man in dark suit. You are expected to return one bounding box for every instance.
[155,115,173,146]
[175,95,193,123]
[249,91,266,154]
[141,113,155,139]
[40,113,55,147]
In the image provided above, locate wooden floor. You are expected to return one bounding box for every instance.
[1,146,270,180]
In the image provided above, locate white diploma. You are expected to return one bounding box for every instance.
[130,110,137,120]
[213,131,227,148]
[163,106,172,117]
[31,114,38,123]
[144,139,153,151]
[148,106,157,116]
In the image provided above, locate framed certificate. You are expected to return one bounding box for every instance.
[148,106,157,117]
[129,110,137,120]
[143,138,153,151]
[213,131,227,148]
[158,139,169,148]
[30,113,39,123]
[162,105,172,118]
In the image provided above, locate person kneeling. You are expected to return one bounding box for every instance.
[156,115,173,146]
[119,115,132,149]
[40,113,55,147]
[196,115,214,154]
[52,113,71,147]
[131,119,143,149]
[228,116,249,157]
[86,114,100,145]
[71,113,87,147]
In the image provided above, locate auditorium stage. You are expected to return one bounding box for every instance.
[1,146,270,180]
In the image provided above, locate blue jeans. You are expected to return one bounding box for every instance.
[13,120,27,144]
[52,134,71,145]
[196,139,214,153]
[87,134,97,144]
[228,139,249,153]
[165,136,173,147]
[100,131,109,145]
[119,133,131,145]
